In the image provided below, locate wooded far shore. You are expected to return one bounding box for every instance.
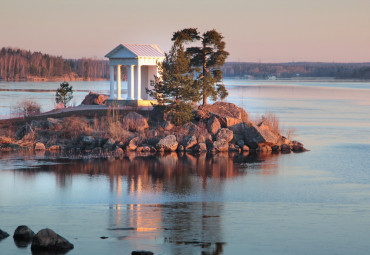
[1,47,370,81]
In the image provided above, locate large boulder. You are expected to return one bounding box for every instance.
[0,229,9,240]
[81,92,109,105]
[13,225,35,241]
[156,135,178,152]
[123,112,149,132]
[212,139,228,152]
[183,135,197,150]
[216,128,233,143]
[182,122,200,135]
[243,122,280,147]
[207,116,221,136]
[31,228,74,252]
[197,102,248,127]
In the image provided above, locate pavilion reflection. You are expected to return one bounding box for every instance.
[108,202,225,254]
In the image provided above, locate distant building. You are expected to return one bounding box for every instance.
[105,44,165,106]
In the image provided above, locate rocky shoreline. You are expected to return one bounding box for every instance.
[0,99,307,158]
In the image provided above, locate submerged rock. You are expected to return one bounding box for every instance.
[13,225,35,241]
[0,229,9,240]
[131,251,154,255]
[31,228,74,252]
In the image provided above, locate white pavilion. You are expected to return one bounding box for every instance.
[105,44,165,106]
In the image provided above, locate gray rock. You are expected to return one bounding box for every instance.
[13,225,35,241]
[123,112,149,132]
[0,229,9,240]
[183,135,197,150]
[127,137,140,151]
[229,143,240,152]
[30,120,44,129]
[237,139,245,147]
[212,139,229,152]
[243,122,279,147]
[114,147,124,158]
[161,121,174,131]
[281,144,291,153]
[103,138,115,150]
[182,122,200,135]
[292,141,306,152]
[34,142,46,151]
[216,128,233,143]
[31,228,73,252]
[156,135,178,152]
[242,145,250,151]
[194,142,207,152]
[257,144,272,152]
[46,118,61,129]
[207,116,221,136]
[82,136,95,146]
[15,124,33,140]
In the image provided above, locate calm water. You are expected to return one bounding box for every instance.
[0,80,370,254]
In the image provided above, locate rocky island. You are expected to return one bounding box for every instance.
[0,92,307,158]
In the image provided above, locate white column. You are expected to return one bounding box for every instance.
[109,65,114,99]
[127,65,134,100]
[117,64,122,100]
[135,64,142,100]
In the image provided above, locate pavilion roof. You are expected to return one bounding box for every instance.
[105,44,165,58]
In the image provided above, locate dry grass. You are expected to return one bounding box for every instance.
[61,116,93,138]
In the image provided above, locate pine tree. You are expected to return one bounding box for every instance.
[55,82,73,108]
[172,28,229,105]
[147,42,201,125]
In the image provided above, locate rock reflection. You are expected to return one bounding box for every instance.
[7,151,281,194]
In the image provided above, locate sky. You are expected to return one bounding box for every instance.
[1,0,370,63]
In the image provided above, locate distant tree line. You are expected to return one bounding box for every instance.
[2,47,370,81]
[0,47,110,81]
[222,62,370,80]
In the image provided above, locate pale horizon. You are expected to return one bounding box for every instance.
[1,0,370,63]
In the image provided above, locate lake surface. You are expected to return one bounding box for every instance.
[1,80,370,254]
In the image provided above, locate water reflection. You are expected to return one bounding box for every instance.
[6,151,280,193]
[108,202,226,255]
